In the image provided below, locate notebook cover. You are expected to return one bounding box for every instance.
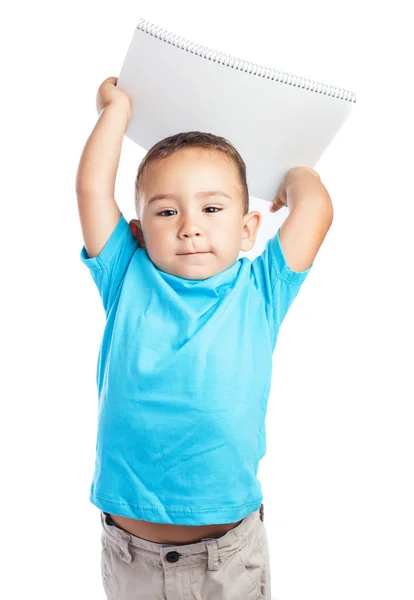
[117,18,356,202]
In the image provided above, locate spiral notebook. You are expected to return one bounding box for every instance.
[117,18,356,202]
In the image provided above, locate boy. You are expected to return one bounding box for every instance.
[76,76,333,600]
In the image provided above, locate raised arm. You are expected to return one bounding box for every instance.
[75,77,131,258]
[269,167,334,272]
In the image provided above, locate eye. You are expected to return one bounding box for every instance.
[157,207,222,216]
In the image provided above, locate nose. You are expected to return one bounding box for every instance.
[178,219,202,238]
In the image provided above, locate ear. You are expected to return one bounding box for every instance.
[129,219,145,248]
[128,219,138,238]
[240,211,262,252]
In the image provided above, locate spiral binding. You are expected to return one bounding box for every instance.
[137,18,356,104]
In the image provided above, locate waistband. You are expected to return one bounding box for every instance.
[100,503,264,571]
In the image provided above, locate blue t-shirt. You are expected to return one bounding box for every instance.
[80,212,312,525]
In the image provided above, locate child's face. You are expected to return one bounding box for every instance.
[132,148,261,280]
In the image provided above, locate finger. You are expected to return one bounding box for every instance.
[103,76,118,87]
[270,198,280,211]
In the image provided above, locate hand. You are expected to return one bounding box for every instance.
[96,76,131,120]
[269,167,321,212]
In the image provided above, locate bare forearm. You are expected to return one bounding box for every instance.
[75,104,129,197]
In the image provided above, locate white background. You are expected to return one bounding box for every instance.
[2,1,413,599]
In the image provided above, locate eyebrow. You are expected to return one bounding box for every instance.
[147,190,232,205]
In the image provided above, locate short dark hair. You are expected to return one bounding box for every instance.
[134,131,249,215]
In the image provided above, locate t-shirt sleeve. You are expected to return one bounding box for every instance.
[79,213,139,314]
[251,227,313,329]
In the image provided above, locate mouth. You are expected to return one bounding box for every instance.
[179,252,209,255]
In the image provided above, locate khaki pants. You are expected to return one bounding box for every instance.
[100,504,271,599]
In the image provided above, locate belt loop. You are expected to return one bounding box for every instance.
[260,503,264,522]
[117,530,133,564]
[206,539,220,571]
